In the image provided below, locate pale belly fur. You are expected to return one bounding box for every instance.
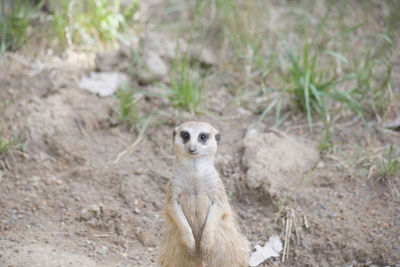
[180,192,211,241]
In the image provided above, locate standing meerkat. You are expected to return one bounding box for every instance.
[158,121,249,267]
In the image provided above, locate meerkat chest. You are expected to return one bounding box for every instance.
[175,168,219,195]
[175,172,219,238]
[179,192,212,239]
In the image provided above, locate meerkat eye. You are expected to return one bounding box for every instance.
[180,131,190,143]
[198,133,209,143]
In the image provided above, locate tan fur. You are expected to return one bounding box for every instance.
[158,121,249,267]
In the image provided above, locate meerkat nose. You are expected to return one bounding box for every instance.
[188,143,197,153]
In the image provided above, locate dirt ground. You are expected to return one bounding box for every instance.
[1,2,400,267]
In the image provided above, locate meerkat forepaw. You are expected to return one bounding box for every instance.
[200,232,214,257]
[182,232,196,255]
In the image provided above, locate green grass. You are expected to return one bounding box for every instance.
[169,2,209,114]
[319,115,332,152]
[352,34,393,119]
[258,37,362,130]
[113,85,140,130]
[1,0,138,53]
[379,145,400,180]
[286,39,361,129]
[201,1,397,131]
[170,47,206,113]
[0,0,42,55]
[0,101,25,168]
[51,0,138,46]
[113,85,159,135]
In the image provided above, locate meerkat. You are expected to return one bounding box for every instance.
[158,121,249,267]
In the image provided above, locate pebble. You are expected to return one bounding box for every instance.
[136,229,157,247]
[136,50,168,84]
[328,213,338,219]
[79,72,129,97]
[79,204,102,221]
[95,50,124,72]
[239,212,247,219]
[97,245,109,255]
[370,209,376,215]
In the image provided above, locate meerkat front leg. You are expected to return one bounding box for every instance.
[165,197,196,255]
[200,202,224,256]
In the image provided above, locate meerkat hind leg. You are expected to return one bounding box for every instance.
[159,227,203,267]
[203,221,249,267]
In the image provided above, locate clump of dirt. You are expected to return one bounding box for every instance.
[242,129,320,203]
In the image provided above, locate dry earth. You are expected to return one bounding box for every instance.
[0,10,400,267]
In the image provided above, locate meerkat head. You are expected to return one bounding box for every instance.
[173,121,221,159]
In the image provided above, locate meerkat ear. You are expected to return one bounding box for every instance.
[215,133,221,145]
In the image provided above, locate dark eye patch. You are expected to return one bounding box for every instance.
[180,131,190,143]
[198,133,209,143]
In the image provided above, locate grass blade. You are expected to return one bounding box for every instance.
[304,70,312,130]
[257,93,281,127]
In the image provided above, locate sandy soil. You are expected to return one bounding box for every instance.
[0,5,400,266]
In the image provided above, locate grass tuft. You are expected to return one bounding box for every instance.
[0,0,42,55]
[379,145,400,180]
[170,46,206,114]
[352,34,393,120]
[113,85,140,130]
[169,2,209,114]
[259,36,362,130]
[51,0,138,46]
[0,101,25,168]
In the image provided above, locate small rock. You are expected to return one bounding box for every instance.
[142,32,186,60]
[29,176,41,186]
[55,180,62,185]
[136,50,168,84]
[317,161,325,168]
[79,72,129,97]
[190,44,217,66]
[328,213,338,219]
[95,50,126,72]
[383,117,400,130]
[79,204,103,221]
[134,207,141,214]
[136,229,157,247]
[96,245,109,255]
[142,32,217,66]
[239,212,247,219]
[134,168,143,175]
[243,130,320,201]
[0,170,3,183]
